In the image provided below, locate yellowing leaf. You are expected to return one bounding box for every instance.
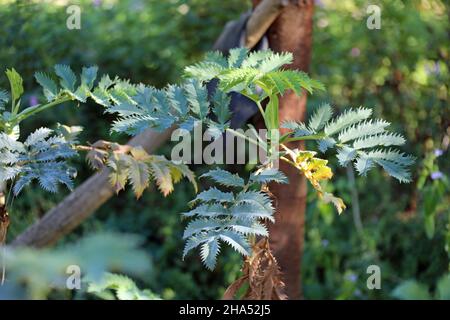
[128,157,149,198]
[147,156,197,196]
[149,157,174,196]
[321,192,346,215]
[170,162,198,193]
[294,150,316,165]
[311,163,333,181]
[130,146,150,161]
[288,149,333,192]
[105,148,197,198]
[107,155,129,193]
[284,146,345,214]
[170,166,183,184]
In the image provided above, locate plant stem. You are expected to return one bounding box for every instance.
[280,156,296,168]
[284,133,325,143]
[226,128,267,151]
[10,96,72,126]
[256,100,266,120]
[346,164,364,235]
[74,145,98,152]
[247,124,267,147]
[279,132,291,143]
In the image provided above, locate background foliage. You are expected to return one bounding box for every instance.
[0,0,448,299]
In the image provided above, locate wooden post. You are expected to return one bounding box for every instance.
[245,0,287,48]
[251,0,314,299]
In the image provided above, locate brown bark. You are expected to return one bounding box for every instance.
[252,0,314,299]
[12,128,174,248]
[245,0,287,49]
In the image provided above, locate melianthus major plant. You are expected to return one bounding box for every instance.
[0,48,414,298]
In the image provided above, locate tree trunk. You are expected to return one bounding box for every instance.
[252,0,314,299]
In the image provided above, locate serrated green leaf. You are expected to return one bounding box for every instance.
[88,273,159,300]
[230,202,274,222]
[191,187,234,204]
[280,70,314,94]
[373,158,412,183]
[317,137,336,153]
[367,149,415,166]
[250,168,288,184]
[309,103,333,131]
[353,132,405,150]
[336,146,357,166]
[183,219,222,239]
[201,238,221,270]
[73,84,90,102]
[241,50,271,68]
[204,51,228,67]
[6,68,24,112]
[185,79,209,119]
[354,153,374,176]
[281,121,314,137]
[219,68,260,92]
[230,221,268,237]
[91,87,111,106]
[98,74,116,90]
[324,107,373,136]
[235,190,274,213]
[265,71,288,95]
[201,168,245,187]
[54,64,77,92]
[81,66,98,89]
[228,48,248,68]
[258,52,293,73]
[212,88,231,125]
[184,61,225,82]
[35,72,58,101]
[183,234,211,259]
[338,119,390,143]
[167,84,189,116]
[181,203,230,218]
[24,127,53,146]
[0,88,8,104]
[219,230,251,256]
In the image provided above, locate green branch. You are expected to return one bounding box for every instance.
[9,96,72,127]
[284,133,326,143]
[226,128,267,151]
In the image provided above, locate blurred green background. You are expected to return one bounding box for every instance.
[0,0,448,299]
